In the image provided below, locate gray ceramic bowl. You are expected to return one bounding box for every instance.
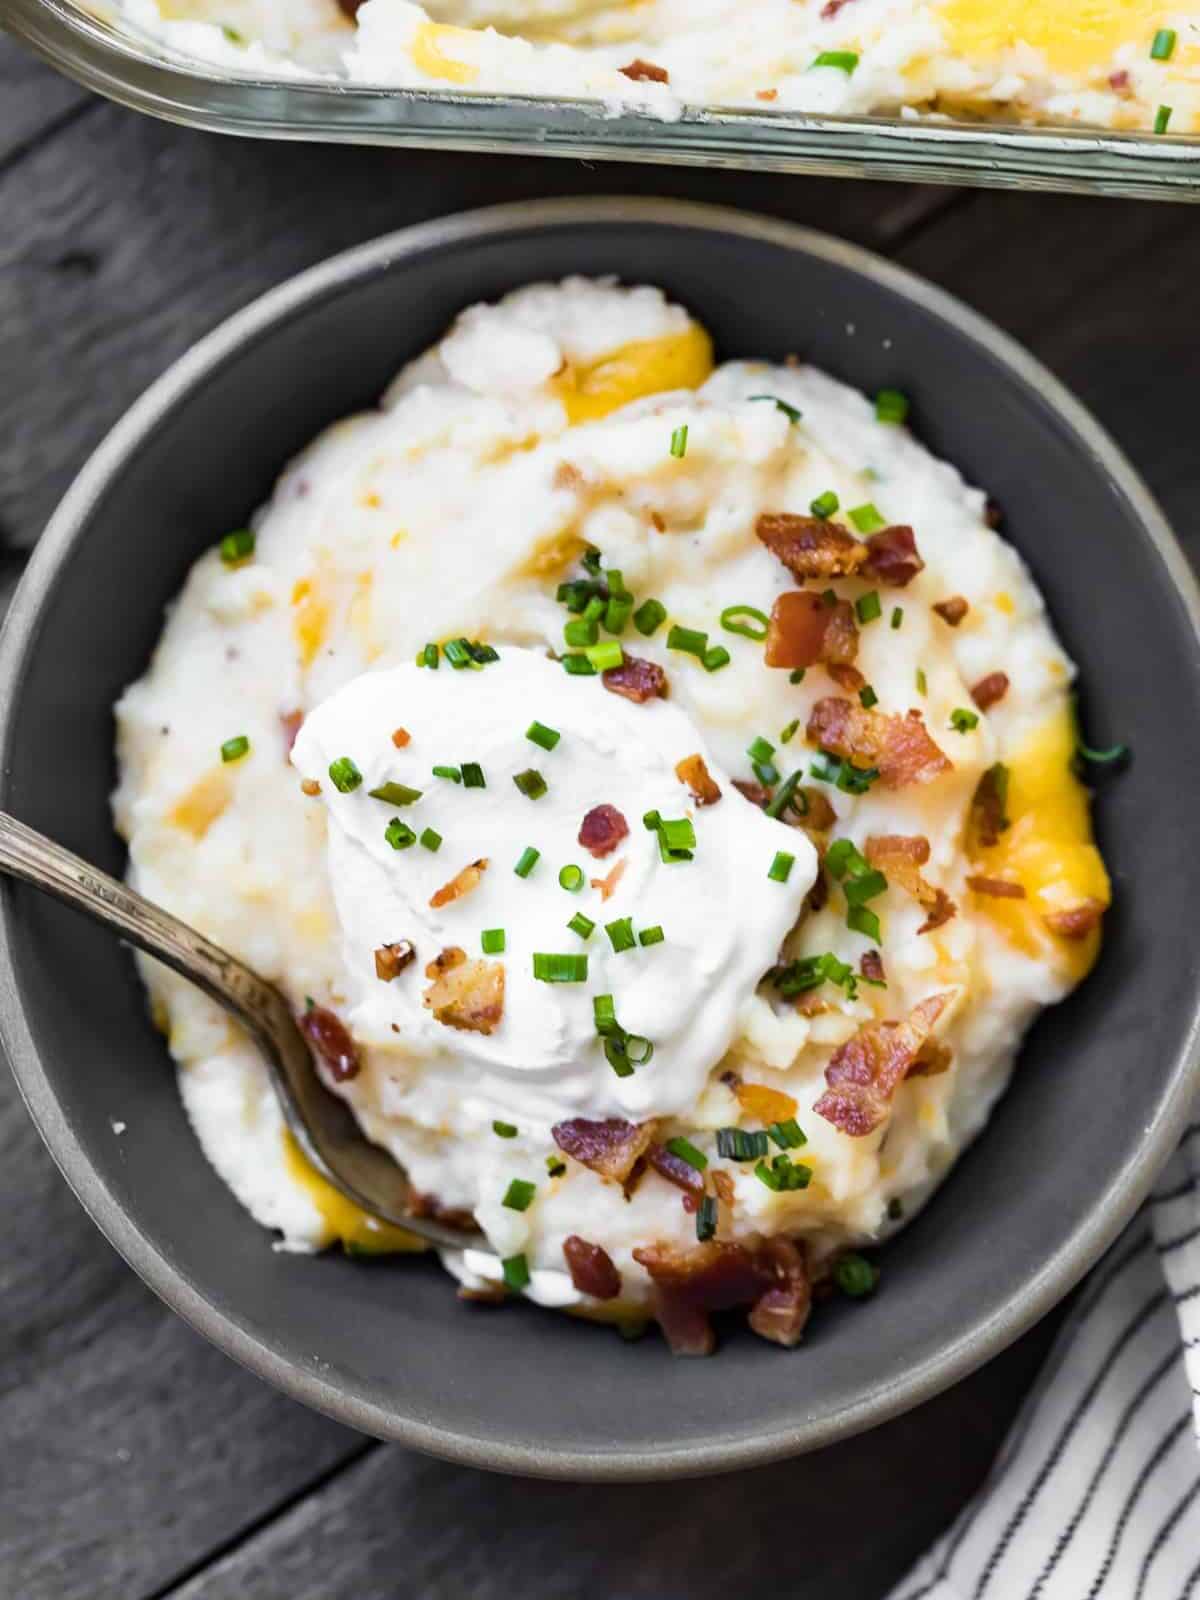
[3,199,1199,1481]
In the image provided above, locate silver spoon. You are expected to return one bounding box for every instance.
[0,810,484,1251]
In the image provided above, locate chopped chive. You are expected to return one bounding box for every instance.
[658,817,696,853]
[781,719,800,744]
[546,1156,567,1178]
[670,424,689,458]
[493,1120,518,1138]
[557,580,596,614]
[432,765,462,783]
[704,646,731,672]
[502,1253,531,1292]
[461,762,486,788]
[442,638,473,669]
[586,640,623,672]
[562,653,598,676]
[950,707,980,733]
[583,594,606,624]
[720,604,770,641]
[1077,740,1129,766]
[514,846,540,878]
[810,490,839,520]
[716,1128,769,1161]
[558,863,585,893]
[1155,103,1173,133]
[633,598,667,636]
[532,952,588,983]
[696,1195,718,1242]
[754,1154,813,1192]
[1151,26,1176,58]
[526,721,561,752]
[642,809,662,832]
[771,951,857,999]
[848,502,886,534]
[420,642,440,669]
[384,817,416,851]
[847,904,881,942]
[219,527,255,565]
[916,668,928,696]
[513,768,548,800]
[843,868,887,908]
[604,597,634,635]
[605,1036,636,1078]
[747,734,776,764]
[749,394,802,423]
[768,1118,807,1150]
[606,568,630,600]
[625,1035,654,1066]
[582,548,603,576]
[328,757,362,793]
[764,769,804,820]
[220,734,249,763]
[753,758,781,787]
[789,667,807,685]
[809,751,879,794]
[593,994,618,1035]
[666,624,708,659]
[468,641,499,666]
[874,388,910,424]
[564,617,598,649]
[605,916,636,954]
[567,912,595,941]
[638,924,665,947]
[768,851,795,883]
[502,1178,536,1212]
[856,590,882,625]
[834,1253,879,1297]
[812,48,858,70]
[481,928,506,955]
[368,781,422,806]
[665,1136,708,1172]
[419,827,442,852]
[890,606,903,630]
[859,685,878,709]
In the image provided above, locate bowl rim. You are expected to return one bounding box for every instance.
[3,196,1199,1481]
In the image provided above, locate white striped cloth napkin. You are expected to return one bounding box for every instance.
[890,1120,1200,1600]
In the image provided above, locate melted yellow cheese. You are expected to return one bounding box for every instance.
[291,577,330,668]
[971,706,1111,978]
[941,0,1163,74]
[411,22,479,84]
[283,1130,427,1254]
[555,324,715,426]
[168,768,232,839]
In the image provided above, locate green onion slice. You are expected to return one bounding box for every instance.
[670,424,689,458]
[502,1253,531,1292]
[665,1136,708,1172]
[513,768,548,800]
[328,756,362,793]
[219,528,255,565]
[220,735,249,764]
[368,781,422,806]
[502,1179,536,1212]
[720,604,770,641]
[558,863,585,892]
[481,928,506,955]
[532,952,588,983]
[514,846,540,878]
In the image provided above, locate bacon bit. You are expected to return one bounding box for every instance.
[815,992,953,1137]
[429,858,489,909]
[971,672,1010,712]
[861,949,886,985]
[1043,898,1106,940]
[862,525,924,587]
[865,834,957,934]
[410,1190,477,1231]
[423,957,505,1035]
[553,461,583,491]
[590,857,627,902]
[756,87,778,101]
[552,1118,658,1184]
[649,510,666,533]
[622,1155,650,1201]
[933,596,969,627]
[971,765,1010,848]
[300,778,321,797]
[458,1283,507,1305]
[827,662,865,692]
[820,0,856,15]
[633,1241,774,1356]
[300,1002,360,1083]
[676,753,722,806]
[335,0,365,16]
[808,697,952,788]
[733,778,769,808]
[391,727,411,749]
[425,946,465,979]
[562,1236,622,1300]
[602,654,668,704]
[748,1239,812,1348]
[1108,68,1131,92]
[984,498,1004,529]
[374,940,416,981]
[649,1143,705,1195]
[620,57,669,81]
[966,874,1026,899]
[711,1169,736,1207]
[765,591,859,670]
[797,786,838,832]
[735,1082,799,1124]
[579,803,630,858]
[756,513,868,581]
[280,709,304,753]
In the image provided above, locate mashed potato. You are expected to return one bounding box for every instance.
[113,0,1199,133]
[114,278,1110,1352]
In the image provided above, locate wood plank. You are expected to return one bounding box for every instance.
[0,36,91,167]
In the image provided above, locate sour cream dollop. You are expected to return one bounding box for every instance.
[291,649,815,1124]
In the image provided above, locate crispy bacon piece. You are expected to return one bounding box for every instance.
[764,592,859,670]
[423,956,505,1035]
[862,525,924,587]
[1044,899,1106,939]
[425,946,465,979]
[807,862,830,913]
[756,88,778,101]
[860,949,886,985]
[335,0,365,16]
[676,753,722,806]
[933,596,969,627]
[280,709,304,754]
[391,727,411,749]
[429,858,488,909]
[748,1239,812,1348]
[620,57,669,82]
[648,1143,705,1196]
[578,804,630,858]
[563,1236,622,1300]
[734,1082,799,1124]
[374,940,416,981]
[300,1002,360,1083]
[756,514,868,581]
[820,0,856,15]
[711,1170,736,1207]
[633,1241,774,1357]
[971,764,1010,848]
[603,654,668,704]
[796,786,838,832]
[552,1118,657,1184]
[966,875,1026,899]
[972,672,1010,712]
[554,461,583,491]
[590,858,627,902]
[410,1190,477,1231]
[300,778,321,797]
[733,778,769,808]
[865,834,957,934]
[815,992,953,1137]
[807,697,952,788]
[1108,68,1131,92]
[984,499,1004,529]
[827,662,865,692]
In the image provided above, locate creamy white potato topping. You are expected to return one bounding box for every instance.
[115,278,1110,1351]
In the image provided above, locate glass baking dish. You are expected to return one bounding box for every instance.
[7,0,1200,199]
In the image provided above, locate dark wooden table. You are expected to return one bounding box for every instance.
[2,37,1197,1597]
